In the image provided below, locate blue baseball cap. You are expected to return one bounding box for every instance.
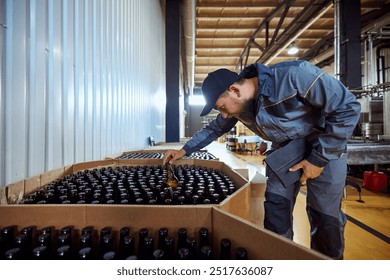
[200,68,240,116]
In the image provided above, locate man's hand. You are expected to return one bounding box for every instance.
[163,149,186,165]
[289,159,324,183]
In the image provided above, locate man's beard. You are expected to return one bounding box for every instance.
[237,98,256,125]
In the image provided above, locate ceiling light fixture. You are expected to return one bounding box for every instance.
[287,43,299,55]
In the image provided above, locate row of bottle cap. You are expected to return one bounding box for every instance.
[0,225,247,260]
[22,165,237,205]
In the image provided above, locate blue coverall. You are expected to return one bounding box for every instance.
[182,60,361,259]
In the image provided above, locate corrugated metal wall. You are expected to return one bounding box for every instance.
[0,0,166,187]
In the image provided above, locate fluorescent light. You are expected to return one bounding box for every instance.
[287,44,299,55]
[188,95,205,106]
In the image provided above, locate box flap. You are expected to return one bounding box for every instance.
[212,207,329,260]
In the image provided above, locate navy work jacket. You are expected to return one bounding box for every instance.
[183,60,361,167]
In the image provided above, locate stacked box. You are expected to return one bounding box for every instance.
[1,159,247,205]
[0,205,327,259]
[0,159,328,260]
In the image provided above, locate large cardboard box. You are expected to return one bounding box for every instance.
[219,181,266,224]
[0,204,327,259]
[1,159,248,205]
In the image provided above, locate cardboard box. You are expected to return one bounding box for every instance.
[1,159,248,205]
[219,182,266,225]
[0,204,327,259]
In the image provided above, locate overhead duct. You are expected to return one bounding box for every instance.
[183,0,195,95]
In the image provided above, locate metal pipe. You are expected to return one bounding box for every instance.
[334,0,340,80]
[183,0,195,95]
[368,33,375,86]
[363,39,368,88]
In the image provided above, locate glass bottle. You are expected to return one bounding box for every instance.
[32,245,49,260]
[60,225,74,236]
[56,245,72,260]
[158,227,168,250]
[141,236,154,260]
[103,251,116,260]
[78,247,93,260]
[14,234,31,259]
[177,247,190,260]
[163,236,175,260]
[186,237,197,259]
[99,233,114,259]
[57,233,71,247]
[220,238,232,260]
[235,247,248,260]
[199,245,213,260]
[4,247,22,260]
[118,235,135,260]
[152,249,166,260]
[38,233,52,248]
[137,228,148,257]
[81,226,94,236]
[1,225,16,252]
[177,228,187,250]
[166,164,179,189]
[79,233,92,249]
[199,228,209,247]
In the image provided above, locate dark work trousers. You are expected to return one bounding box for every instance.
[264,154,347,259]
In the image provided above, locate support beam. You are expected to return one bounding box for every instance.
[165,0,180,142]
[337,0,362,89]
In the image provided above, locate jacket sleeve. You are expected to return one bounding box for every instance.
[182,114,238,155]
[294,62,361,167]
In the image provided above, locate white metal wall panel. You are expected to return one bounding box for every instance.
[0,0,5,188]
[0,0,166,187]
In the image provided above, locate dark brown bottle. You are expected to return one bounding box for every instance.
[186,237,197,259]
[103,251,116,260]
[79,233,92,249]
[39,226,54,235]
[177,247,190,260]
[199,227,209,247]
[166,164,179,189]
[158,227,168,250]
[177,228,187,250]
[99,234,114,259]
[32,245,50,259]
[1,225,17,252]
[38,231,53,257]
[152,249,166,260]
[81,226,94,236]
[140,236,154,260]
[163,236,175,260]
[4,247,22,260]
[119,235,135,260]
[57,245,72,260]
[137,228,148,257]
[14,234,32,259]
[0,234,4,258]
[220,238,232,260]
[235,247,248,260]
[20,225,36,248]
[78,247,93,260]
[199,245,213,260]
[57,233,71,248]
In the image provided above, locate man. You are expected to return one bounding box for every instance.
[163,60,361,259]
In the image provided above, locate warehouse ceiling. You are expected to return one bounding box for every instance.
[192,0,390,87]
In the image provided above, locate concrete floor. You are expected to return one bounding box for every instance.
[151,140,390,260]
